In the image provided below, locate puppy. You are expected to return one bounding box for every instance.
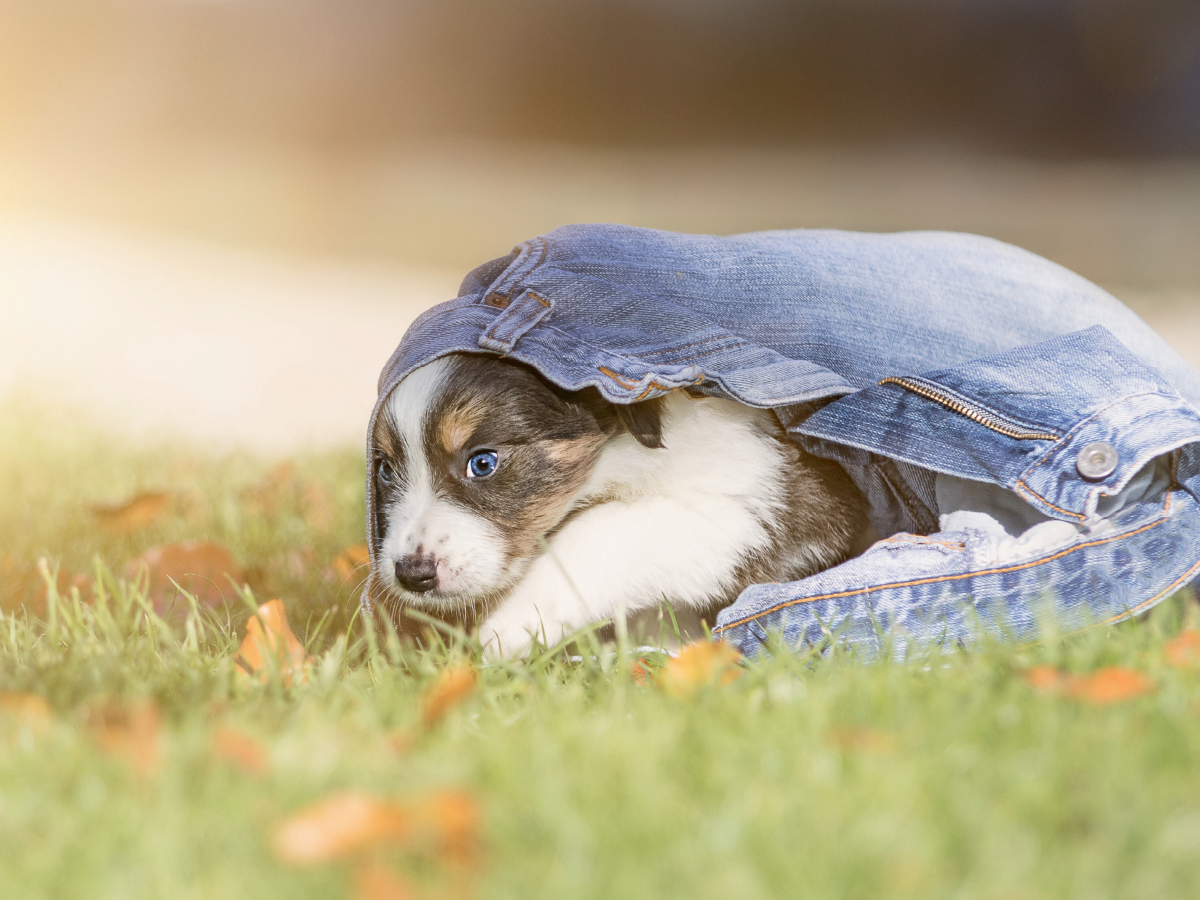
[370,353,868,657]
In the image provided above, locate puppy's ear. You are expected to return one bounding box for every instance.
[567,386,666,449]
[615,397,666,449]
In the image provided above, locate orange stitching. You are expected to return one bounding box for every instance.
[714,514,1169,631]
[1013,482,1085,522]
[598,367,698,398]
[488,238,549,303]
[1102,553,1200,625]
[1014,390,1166,517]
[878,536,966,551]
[598,366,639,389]
[634,382,673,401]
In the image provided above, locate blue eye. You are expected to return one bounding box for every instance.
[466,450,499,479]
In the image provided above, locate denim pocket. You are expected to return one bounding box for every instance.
[796,326,1200,523]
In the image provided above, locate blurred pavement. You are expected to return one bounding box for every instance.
[2,215,1196,453]
[0,218,458,451]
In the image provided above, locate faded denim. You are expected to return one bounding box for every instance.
[366,225,1200,659]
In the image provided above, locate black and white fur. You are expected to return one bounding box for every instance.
[371,353,867,657]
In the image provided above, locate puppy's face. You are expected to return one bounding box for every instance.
[370,354,612,615]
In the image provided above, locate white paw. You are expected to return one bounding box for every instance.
[478,609,544,660]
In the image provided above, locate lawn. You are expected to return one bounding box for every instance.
[4,394,1200,900]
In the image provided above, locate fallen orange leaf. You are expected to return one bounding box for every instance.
[212,725,270,774]
[274,791,410,865]
[242,463,335,529]
[420,666,477,728]
[1166,629,1200,669]
[387,731,414,755]
[412,790,481,860]
[1065,667,1154,704]
[353,863,415,900]
[1024,665,1154,704]
[91,491,169,535]
[88,700,162,775]
[0,692,52,732]
[1024,665,1065,691]
[829,726,895,754]
[329,542,372,584]
[35,559,93,606]
[631,659,652,685]
[235,599,311,685]
[657,640,743,698]
[242,462,299,518]
[301,480,336,531]
[129,540,245,616]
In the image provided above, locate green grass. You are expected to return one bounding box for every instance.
[5,395,1200,900]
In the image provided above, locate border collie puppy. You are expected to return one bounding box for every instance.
[371,353,868,657]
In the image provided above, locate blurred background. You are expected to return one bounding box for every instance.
[2,0,1199,449]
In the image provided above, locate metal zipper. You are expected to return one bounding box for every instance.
[878,375,1060,442]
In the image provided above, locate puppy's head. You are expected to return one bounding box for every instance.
[369,353,662,621]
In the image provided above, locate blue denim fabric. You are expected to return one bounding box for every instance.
[366,225,1200,658]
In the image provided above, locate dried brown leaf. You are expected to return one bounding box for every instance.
[34,559,92,606]
[91,491,169,535]
[1024,665,1154,704]
[1024,665,1065,691]
[387,730,414,755]
[1166,629,1200,669]
[274,792,410,865]
[412,790,481,861]
[657,640,743,698]
[212,725,270,774]
[235,599,311,685]
[329,542,372,584]
[1065,667,1154,704]
[353,863,416,900]
[419,666,477,728]
[301,480,336,530]
[128,540,245,616]
[242,462,299,517]
[828,726,895,754]
[275,788,482,872]
[631,659,652,685]
[88,700,162,775]
[0,692,52,733]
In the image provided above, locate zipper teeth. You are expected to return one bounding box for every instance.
[879,376,1060,442]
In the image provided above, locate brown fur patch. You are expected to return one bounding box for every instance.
[437,403,484,455]
[542,437,606,468]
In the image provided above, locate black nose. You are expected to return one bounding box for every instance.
[395,554,438,593]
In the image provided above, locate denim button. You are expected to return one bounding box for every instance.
[1076,442,1118,480]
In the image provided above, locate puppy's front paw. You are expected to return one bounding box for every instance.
[478,610,542,661]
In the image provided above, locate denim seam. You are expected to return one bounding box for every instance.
[1013,484,1085,522]
[877,456,939,534]
[1015,390,1173,520]
[878,535,966,551]
[596,367,701,400]
[640,336,752,361]
[532,319,836,404]
[1100,541,1200,624]
[715,495,1172,631]
[483,291,552,346]
[483,238,548,304]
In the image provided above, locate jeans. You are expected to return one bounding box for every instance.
[367,225,1200,658]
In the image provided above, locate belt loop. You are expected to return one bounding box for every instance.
[478,289,554,354]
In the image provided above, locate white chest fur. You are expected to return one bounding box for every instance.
[479,394,793,656]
